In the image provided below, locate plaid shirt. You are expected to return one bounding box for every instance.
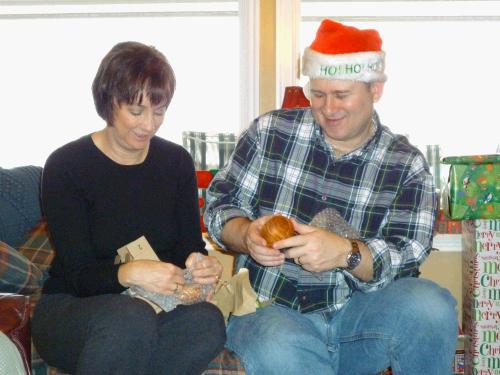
[205,109,436,314]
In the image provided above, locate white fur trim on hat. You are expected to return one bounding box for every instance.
[302,47,386,82]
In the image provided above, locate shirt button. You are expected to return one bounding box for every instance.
[321,195,327,201]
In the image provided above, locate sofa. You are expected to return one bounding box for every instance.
[1,166,397,375]
[0,165,245,375]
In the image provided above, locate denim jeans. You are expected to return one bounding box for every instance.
[226,277,458,375]
[32,293,226,375]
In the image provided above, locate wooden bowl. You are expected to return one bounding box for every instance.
[260,215,294,246]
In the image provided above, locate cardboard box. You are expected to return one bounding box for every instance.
[442,155,499,220]
[461,220,500,374]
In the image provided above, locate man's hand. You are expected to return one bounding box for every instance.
[244,215,286,267]
[221,216,285,267]
[274,219,351,273]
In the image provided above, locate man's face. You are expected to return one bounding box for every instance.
[309,79,383,151]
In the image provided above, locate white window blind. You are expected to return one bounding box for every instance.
[299,1,500,159]
[0,1,246,168]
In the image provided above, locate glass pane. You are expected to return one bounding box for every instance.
[0,5,239,168]
[300,2,500,158]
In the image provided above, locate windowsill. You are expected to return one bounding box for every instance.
[432,233,462,252]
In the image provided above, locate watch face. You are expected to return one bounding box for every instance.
[346,239,361,270]
[347,250,362,270]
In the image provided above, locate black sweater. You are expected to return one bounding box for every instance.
[41,135,206,296]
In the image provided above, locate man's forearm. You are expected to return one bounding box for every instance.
[220,217,252,254]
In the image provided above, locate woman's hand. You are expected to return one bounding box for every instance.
[185,252,223,286]
[118,259,185,295]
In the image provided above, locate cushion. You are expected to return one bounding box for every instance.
[0,166,43,248]
[0,331,27,375]
[202,349,245,375]
[0,241,43,295]
[0,293,31,374]
[17,220,54,282]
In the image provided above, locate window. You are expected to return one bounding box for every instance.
[298,1,500,159]
[0,1,257,168]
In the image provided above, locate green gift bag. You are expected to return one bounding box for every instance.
[442,154,499,220]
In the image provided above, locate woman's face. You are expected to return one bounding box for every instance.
[110,96,167,152]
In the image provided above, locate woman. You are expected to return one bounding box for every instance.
[32,41,226,375]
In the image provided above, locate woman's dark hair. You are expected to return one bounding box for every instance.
[92,41,176,124]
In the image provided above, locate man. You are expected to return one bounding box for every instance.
[205,19,457,375]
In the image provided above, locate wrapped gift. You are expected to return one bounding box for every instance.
[453,335,465,374]
[442,154,499,220]
[461,220,500,374]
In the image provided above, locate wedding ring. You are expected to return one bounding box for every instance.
[173,283,179,293]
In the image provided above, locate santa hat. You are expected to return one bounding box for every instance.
[302,19,386,82]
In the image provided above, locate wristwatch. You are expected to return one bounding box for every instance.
[345,239,362,270]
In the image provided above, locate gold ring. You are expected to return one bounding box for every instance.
[173,283,179,293]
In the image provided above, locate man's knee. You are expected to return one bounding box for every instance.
[237,327,308,371]
[227,307,325,372]
[390,278,458,336]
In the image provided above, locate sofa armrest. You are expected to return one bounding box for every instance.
[0,293,32,375]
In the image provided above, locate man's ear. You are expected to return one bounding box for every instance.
[370,81,385,103]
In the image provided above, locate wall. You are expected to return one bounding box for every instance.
[420,250,463,326]
[259,0,277,113]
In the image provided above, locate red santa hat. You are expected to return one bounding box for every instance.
[302,19,386,82]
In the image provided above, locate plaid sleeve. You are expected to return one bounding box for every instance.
[205,121,264,248]
[348,153,436,292]
[0,240,43,294]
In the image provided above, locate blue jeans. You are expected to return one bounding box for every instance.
[226,277,458,375]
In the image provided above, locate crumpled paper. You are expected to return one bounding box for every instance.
[115,236,213,313]
[124,267,214,313]
[115,236,266,321]
[210,268,262,323]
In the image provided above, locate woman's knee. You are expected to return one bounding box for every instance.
[192,302,226,349]
[91,297,159,341]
